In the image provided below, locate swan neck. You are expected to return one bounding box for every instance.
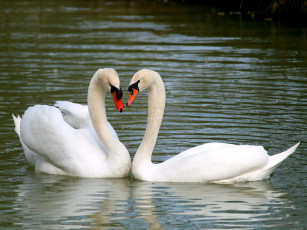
[135,75,165,163]
[87,75,117,154]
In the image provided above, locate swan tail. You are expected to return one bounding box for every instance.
[252,142,300,180]
[218,142,300,183]
[12,114,40,166]
[266,142,300,171]
[253,142,300,180]
[12,114,22,136]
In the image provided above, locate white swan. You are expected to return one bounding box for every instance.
[127,69,300,183]
[13,68,131,178]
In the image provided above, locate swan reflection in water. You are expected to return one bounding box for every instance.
[15,174,293,228]
[14,174,130,228]
[131,180,293,228]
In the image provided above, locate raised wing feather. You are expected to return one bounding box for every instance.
[55,101,118,139]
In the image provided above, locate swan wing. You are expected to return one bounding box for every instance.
[55,101,118,139]
[20,105,108,177]
[55,101,89,128]
[160,143,268,182]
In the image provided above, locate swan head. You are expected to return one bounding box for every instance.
[126,69,159,106]
[94,68,124,112]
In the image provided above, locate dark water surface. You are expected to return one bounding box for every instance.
[1,0,306,229]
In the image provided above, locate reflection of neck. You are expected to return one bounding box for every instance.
[87,74,120,159]
[134,73,166,164]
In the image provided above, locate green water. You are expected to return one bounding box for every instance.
[1,0,306,229]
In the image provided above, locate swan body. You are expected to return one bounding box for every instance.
[13,68,131,178]
[127,69,300,183]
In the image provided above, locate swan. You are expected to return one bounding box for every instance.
[126,69,300,183]
[13,68,131,178]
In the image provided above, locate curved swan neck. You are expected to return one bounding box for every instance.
[87,73,119,156]
[135,72,166,163]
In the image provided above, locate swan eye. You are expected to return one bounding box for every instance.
[110,84,123,100]
[128,80,140,94]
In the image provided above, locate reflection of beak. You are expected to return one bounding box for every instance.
[126,88,138,107]
[112,91,124,112]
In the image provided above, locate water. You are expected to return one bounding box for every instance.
[1,0,306,228]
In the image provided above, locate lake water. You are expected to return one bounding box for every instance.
[1,0,306,229]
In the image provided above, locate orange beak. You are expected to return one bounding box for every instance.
[127,88,138,107]
[112,91,124,112]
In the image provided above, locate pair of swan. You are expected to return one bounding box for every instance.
[13,68,300,182]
